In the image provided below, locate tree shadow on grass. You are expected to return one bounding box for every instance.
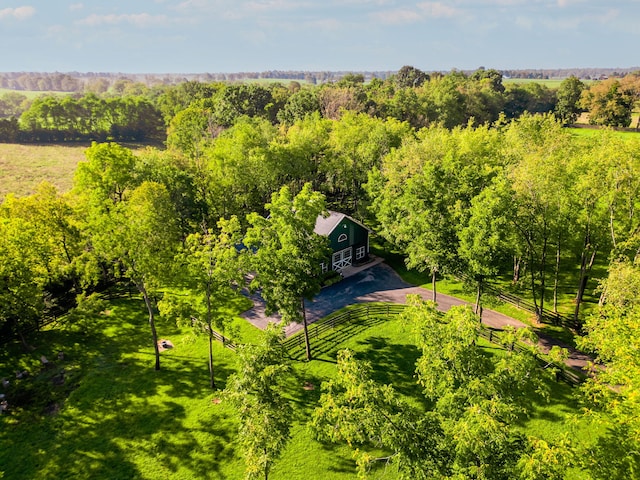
[0,296,243,480]
[354,336,422,400]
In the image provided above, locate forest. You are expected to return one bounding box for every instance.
[1,66,640,144]
[1,66,640,479]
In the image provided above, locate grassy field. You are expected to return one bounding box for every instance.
[0,143,89,200]
[0,88,68,99]
[0,288,594,480]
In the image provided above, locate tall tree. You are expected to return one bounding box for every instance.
[224,324,292,480]
[159,217,245,388]
[245,183,330,361]
[313,296,561,479]
[92,182,179,370]
[555,76,585,124]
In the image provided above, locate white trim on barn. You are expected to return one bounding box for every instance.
[332,247,353,270]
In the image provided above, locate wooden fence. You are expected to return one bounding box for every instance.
[281,303,583,386]
[281,303,405,352]
[456,275,581,331]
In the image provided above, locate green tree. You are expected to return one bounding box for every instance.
[73,142,139,207]
[577,258,640,478]
[581,78,634,127]
[224,324,292,480]
[92,182,180,370]
[159,217,245,388]
[313,296,558,479]
[368,123,503,301]
[245,183,330,361]
[0,216,48,347]
[555,76,585,124]
[395,65,429,88]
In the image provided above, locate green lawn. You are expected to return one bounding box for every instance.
[0,288,596,480]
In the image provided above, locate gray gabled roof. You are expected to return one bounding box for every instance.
[314,210,371,236]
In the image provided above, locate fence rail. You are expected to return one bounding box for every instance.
[210,329,237,351]
[281,303,405,352]
[456,275,581,331]
[282,303,582,386]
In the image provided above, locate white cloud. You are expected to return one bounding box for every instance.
[0,6,36,20]
[417,2,462,18]
[371,2,465,25]
[371,8,422,25]
[77,13,171,27]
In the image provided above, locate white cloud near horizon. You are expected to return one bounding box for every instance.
[371,2,464,25]
[0,6,35,20]
[76,13,171,28]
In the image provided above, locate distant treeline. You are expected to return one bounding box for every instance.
[0,66,638,144]
[2,67,639,92]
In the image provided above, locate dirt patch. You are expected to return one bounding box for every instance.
[157,339,174,352]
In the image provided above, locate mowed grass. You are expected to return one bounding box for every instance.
[0,288,595,480]
[0,143,89,200]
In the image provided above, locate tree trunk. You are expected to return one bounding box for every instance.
[474,276,483,318]
[431,268,437,303]
[553,237,560,314]
[513,256,522,283]
[574,245,598,324]
[538,227,548,316]
[301,298,312,361]
[206,281,215,389]
[208,332,215,390]
[528,248,541,322]
[609,205,617,249]
[139,281,161,371]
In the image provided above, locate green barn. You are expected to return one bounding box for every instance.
[314,211,371,272]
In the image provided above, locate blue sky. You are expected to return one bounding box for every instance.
[1,1,638,73]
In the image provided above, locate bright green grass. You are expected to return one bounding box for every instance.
[0,290,596,480]
[568,127,640,140]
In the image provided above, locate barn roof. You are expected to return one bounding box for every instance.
[314,210,371,236]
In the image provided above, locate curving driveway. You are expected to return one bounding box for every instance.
[241,262,592,372]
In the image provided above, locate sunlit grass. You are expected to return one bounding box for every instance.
[0,287,597,480]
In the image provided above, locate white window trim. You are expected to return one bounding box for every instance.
[337,233,348,243]
[356,246,366,260]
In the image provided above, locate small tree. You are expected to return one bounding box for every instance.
[224,324,292,480]
[245,183,330,361]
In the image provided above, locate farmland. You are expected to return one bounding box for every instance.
[0,143,88,200]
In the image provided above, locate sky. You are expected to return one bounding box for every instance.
[0,0,639,74]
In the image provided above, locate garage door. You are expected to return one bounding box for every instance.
[332,247,352,270]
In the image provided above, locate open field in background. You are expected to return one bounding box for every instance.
[0,142,157,201]
[0,88,68,99]
[0,143,89,200]
[0,291,593,480]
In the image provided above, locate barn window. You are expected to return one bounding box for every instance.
[338,233,348,242]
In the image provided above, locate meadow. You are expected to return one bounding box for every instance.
[0,143,88,200]
[0,288,593,480]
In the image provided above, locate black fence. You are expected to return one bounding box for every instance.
[457,275,581,331]
[281,303,405,352]
[281,303,583,386]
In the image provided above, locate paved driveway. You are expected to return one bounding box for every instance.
[240,262,592,372]
[242,262,527,335]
